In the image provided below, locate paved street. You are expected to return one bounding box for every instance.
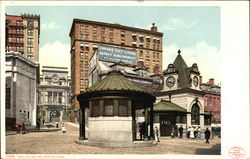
[6,122,220,155]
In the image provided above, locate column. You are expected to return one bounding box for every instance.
[149,104,154,140]
[79,105,86,140]
[144,107,149,140]
[187,113,191,127]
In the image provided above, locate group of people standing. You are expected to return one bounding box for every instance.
[138,122,160,142]
[170,125,211,143]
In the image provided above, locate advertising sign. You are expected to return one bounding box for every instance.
[98,45,136,65]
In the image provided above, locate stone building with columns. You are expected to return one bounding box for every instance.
[37,66,71,122]
[154,50,211,136]
[5,51,39,130]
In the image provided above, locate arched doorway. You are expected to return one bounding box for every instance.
[191,104,200,125]
[50,110,60,122]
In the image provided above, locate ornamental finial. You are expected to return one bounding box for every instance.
[178,49,181,55]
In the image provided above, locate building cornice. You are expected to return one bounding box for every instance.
[155,88,206,96]
[69,18,163,37]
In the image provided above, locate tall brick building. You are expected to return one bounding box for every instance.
[69,19,163,122]
[201,78,221,124]
[6,14,40,62]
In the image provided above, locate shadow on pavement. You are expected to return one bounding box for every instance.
[46,124,55,128]
[195,143,221,155]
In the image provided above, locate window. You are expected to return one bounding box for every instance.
[93,26,98,34]
[118,100,128,116]
[146,51,150,57]
[80,34,83,39]
[146,43,150,49]
[80,61,84,68]
[109,38,114,43]
[59,92,62,104]
[53,92,57,103]
[153,38,156,43]
[101,36,105,42]
[27,21,34,28]
[93,35,97,41]
[85,34,89,40]
[156,53,159,59]
[121,39,125,45]
[80,70,84,77]
[204,115,211,125]
[92,100,100,117]
[85,61,89,67]
[153,44,156,50]
[27,38,33,45]
[85,70,88,77]
[80,52,84,59]
[80,79,84,86]
[48,92,52,103]
[85,79,88,86]
[27,29,33,36]
[27,55,33,60]
[80,25,84,31]
[27,47,33,53]
[104,99,114,116]
[218,98,221,107]
[139,50,143,57]
[101,28,106,34]
[121,31,125,37]
[139,43,143,48]
[191,104,200,125]
[157,45,159,50]
[213,97,216,106]
[153,52,156,58]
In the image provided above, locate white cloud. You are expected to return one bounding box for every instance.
[39,41,70,74]
[159,18,197,31]
[41,21,61,30]
[163,41,221,84]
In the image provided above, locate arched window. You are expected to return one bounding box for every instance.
[191,104,200,125]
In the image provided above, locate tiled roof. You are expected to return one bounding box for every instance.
[154,99,186,112]
[173,53,190,88]
[86,70,149,93]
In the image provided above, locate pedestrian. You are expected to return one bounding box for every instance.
[197,127,202,139]
[171,127,175,138]
[62,123,67,133]
[178,125,184,138]
[205,128,211,144]
[174,125,178,138]
[194,127,197,138]
[42,118,45,125]
[154,126,160,142]
[37,118,41,130]
[139,124,144,140]
[190,126,195,139]
[187,127,191,138]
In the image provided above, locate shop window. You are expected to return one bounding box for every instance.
[104,99,114,116]
[118,100,128,116]
[92,100,100,117]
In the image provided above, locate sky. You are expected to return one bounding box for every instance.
[5,6,221,83]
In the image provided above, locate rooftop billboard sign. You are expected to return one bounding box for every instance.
[98,45,137,65]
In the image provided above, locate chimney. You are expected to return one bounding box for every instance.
[137,60,144,68]
[209,78,214,86]
[151,23,157,32]
[200,76,202,84]
[153,65,160,73]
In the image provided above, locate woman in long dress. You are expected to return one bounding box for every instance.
[190,127,195,139]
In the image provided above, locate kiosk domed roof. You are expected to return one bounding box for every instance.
[86,70,148,93]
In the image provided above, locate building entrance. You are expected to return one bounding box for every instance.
[50,110,60,122]
[160,115,176,136]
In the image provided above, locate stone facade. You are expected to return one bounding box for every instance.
[155,51,211,136]
[6,14,40,62]
[69,19,163,122]
[38,66,71,122]
[5,52,39,130]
